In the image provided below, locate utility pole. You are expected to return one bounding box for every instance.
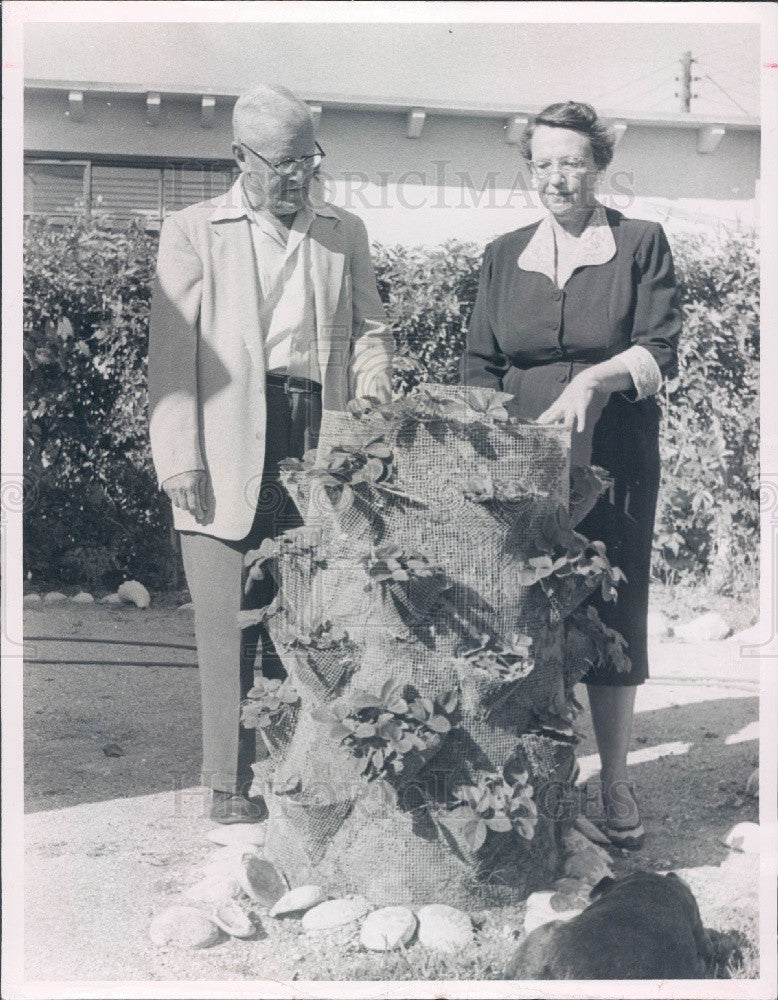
[677,51,695,112]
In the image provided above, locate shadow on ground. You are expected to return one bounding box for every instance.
[575,690,758,873]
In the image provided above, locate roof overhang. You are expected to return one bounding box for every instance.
[25,78,760,132]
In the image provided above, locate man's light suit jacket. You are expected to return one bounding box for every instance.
[148,190,393,540]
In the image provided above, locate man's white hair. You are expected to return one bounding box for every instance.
[232,83,313,141]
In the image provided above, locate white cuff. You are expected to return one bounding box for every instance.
[621,345,662,401]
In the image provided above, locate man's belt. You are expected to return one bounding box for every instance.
[266,370,322,395]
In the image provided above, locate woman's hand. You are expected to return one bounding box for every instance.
[537,372,606,433]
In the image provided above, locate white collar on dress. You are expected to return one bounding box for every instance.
[517,203,615,286]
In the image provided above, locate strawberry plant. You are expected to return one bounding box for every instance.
[360,544,445,586]
[569,464,613,524]
[516,506,626,608]
[455,631,535,684]
[438,768,538,851]
[286,620,352,654]
[279,438,402,506]
[241,677,301,759]
[461,471,547,506]
[241,676,300,730]
[567,604,631,675]
[310,680,458,782]
[244,527,325,589]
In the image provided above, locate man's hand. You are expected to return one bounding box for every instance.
[162,470,209,521]
[537,373,606,434]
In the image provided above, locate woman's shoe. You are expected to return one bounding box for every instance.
[602,781,644,851]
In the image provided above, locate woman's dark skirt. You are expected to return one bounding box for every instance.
[503,363,660,687]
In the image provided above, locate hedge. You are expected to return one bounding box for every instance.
[23,218,759,596]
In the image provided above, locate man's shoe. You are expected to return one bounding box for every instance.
[210,790,268,825]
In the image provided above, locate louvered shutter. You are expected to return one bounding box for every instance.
[91,165,162,221]
[163,165,235,213]
[24,161,87,216]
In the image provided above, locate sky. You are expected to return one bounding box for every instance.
[23,19,761,118]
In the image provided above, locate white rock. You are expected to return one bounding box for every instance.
[745,768,759,798]
[205,824,266,847]
[178,601,194,611]
[417,904,473,952]
[183,875,242,903]
[71,591,95,603]
[301,896,371,932]
[723,822,760,855]
[523,891,585,935]
[238,856,287,906]
[270,884,327,917]
[101,593,122,604]
[647,610,671,637]
[573,814,612,846]
[360,906,417,951]
[149,905,220,949]
[43,591,67,603]
[117,579,151,608]
[675,611,731,642]
[23,593,42,604]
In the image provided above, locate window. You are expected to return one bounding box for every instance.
[24,159,236,226]
[92,164,162,221]
[163,165,235,214]
[24,161,88,217]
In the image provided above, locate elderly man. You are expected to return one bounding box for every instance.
[149,84,392,823]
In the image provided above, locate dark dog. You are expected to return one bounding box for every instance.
[505,871,713,980]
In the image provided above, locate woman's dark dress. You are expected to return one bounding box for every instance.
[461,207,681,685]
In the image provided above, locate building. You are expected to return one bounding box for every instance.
[24,79,760,245]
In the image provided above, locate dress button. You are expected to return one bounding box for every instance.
[558,373,568,383]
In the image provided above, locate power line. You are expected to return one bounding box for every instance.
[698,72,753,116]
[630,78,676,104]
[590,58,679,105]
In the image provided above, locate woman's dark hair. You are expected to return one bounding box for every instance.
[519,101,615,170]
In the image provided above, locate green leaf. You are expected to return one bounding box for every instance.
[352,690,383,711]
[463,817,488,852]
[439,689,459,714]
[486,815,513,833]
[425,714,451,734]
[408,700,429,722]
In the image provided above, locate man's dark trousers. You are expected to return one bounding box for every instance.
[180,375,322,794]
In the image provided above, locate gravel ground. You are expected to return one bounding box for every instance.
[16,600,765,988]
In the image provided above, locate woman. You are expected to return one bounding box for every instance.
[461,101,681,848]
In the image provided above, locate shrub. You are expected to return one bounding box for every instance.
[23,218,175,590]
[372,241,482,393]
[653,231,759,596]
